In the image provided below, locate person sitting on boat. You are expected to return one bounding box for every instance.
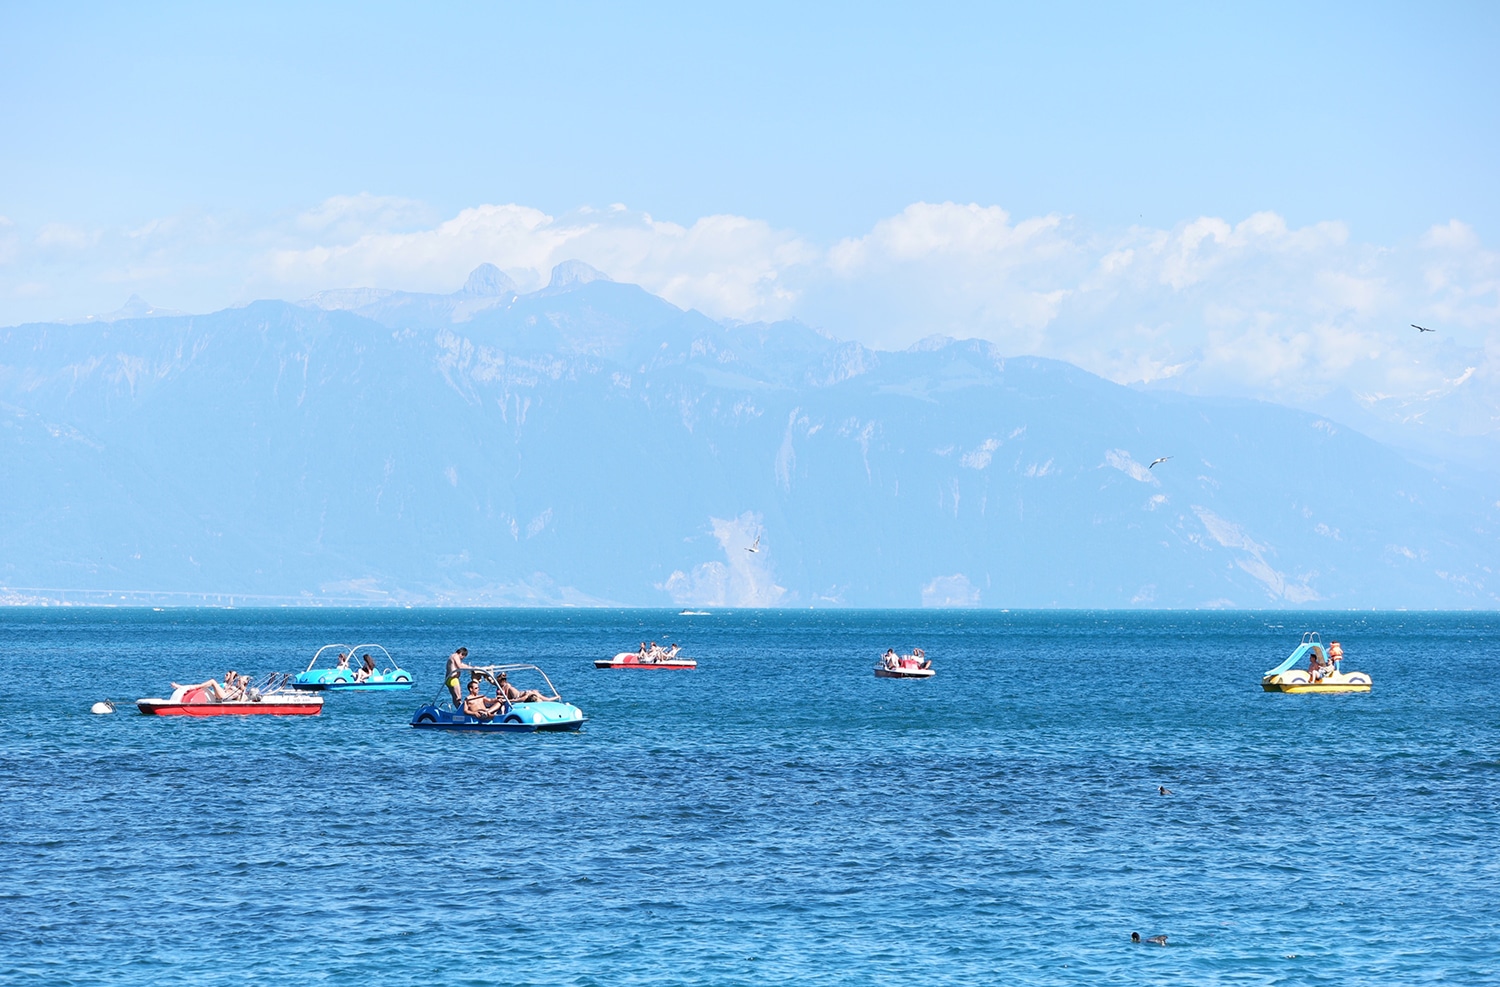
[444,647,472,705]
[1308,648,1326,682]
[336,652,351,670]
[354,653,376,683]
[667,644,681,658]
[914,648,931,670]
[462,674,503,719]
[495,671,550,703]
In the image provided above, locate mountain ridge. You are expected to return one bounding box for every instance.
[2,269,1495,607]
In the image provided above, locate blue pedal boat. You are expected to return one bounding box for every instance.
[410,663,585,732]
[291,643,414,691]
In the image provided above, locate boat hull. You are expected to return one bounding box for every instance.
[1262,680,1372,693]
[1261,671,1371,693]
[291,671,413,691]
[594,656,696,670]
[875,667,935,679]
[137,698,323,716]
[409,700,586,732]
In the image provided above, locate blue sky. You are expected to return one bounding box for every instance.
[3,1,1495,241]
[1,1,1497,459]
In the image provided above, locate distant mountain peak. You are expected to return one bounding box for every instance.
[460,263,518,297]
[547,259,613,290]
[78,294,187,323]
[909,334,958,352]
[303,287,396,311]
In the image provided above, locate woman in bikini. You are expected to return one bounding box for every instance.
[495,671,549,704]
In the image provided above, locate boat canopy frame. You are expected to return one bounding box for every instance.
[430,662,565,709]
[304,643,399,674]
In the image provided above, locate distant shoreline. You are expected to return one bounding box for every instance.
[0,593,1491,614]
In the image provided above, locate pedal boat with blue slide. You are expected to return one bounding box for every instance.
[1262,633,1372,693]
[409,663,585,732]
[291,643,414,691]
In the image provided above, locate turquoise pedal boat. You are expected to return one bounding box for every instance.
[410,663,585,732]
[291,643,414,691]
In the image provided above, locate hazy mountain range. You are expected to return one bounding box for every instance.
[2,264,1496,607]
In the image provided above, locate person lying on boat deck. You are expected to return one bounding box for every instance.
[462,674,505,718]
[445,647,472,705]
[168,671,242,702]
[494,671,550,703]
[354,653,376,682]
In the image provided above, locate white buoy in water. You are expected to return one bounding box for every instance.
[91,700,115,715]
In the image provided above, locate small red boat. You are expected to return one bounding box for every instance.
[137,680,323,716]
[875,649,935,679]
[595,647,697,670]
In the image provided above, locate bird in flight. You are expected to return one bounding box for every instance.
[1148,457,1172,469]
[746,535,760,553]
[1413,324,1435,333]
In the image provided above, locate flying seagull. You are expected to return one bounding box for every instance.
[1413,324,1435,333]
[1148,457,1172,469]
[746,535,760,553]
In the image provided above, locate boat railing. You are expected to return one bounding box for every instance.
[347,643,398,673]
[307,642,401,674]
[465,663,563,701]
[306,643,354,673]
[426,663,561,716]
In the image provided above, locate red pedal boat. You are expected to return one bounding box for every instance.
[137,674,323,716]
[595,645,697,670]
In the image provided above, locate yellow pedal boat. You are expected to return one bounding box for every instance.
[1262,633,1371,693]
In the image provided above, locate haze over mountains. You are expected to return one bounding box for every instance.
[2,264,1496,607]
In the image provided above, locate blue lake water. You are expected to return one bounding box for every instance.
[2,609,1498,985]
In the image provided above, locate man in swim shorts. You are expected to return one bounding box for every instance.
[445,647,471,705]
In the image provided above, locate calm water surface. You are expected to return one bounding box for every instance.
[2,609,1498,985]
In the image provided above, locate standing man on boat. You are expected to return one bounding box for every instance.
[445,647,472,705]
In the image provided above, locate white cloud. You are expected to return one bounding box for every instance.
[266,203,815,319]
[1,197,1497,461]
[921,573,980,608]
[660,511,787,607]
